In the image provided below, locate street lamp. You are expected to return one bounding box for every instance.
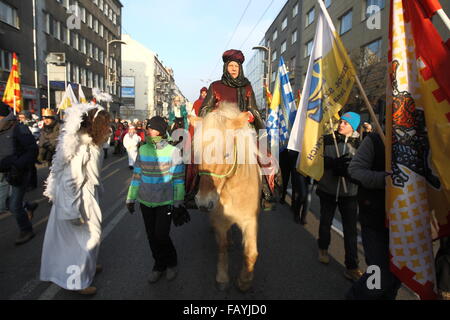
[252,45,272,119]
[105,40,126,114]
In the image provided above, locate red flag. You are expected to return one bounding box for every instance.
[2,53,23,113]
[387,0,450,300]
[418,0,442,17]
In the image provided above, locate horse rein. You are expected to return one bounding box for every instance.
[198,144,238,179]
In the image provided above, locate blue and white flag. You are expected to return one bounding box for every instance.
[266,57,297,152]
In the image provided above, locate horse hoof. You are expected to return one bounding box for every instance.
[236,278,252,293]
[216,281,230,292]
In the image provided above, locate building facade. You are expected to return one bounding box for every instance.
[121,34,187,120]
[0,0,40,112]
[265,0,304,95]
[300,0,450,122]
[248,0,450,122]
[41,0,123,116]
[0,0,123,116]
[245,38,266,116]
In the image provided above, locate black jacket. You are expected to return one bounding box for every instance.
[0,114,38,188]
[348,133,386,230]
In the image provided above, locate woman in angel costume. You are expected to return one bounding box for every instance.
[40,95,112,296]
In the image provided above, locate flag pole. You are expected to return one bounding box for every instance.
[317,0,386,145]
[354,76,386,144]
[13,95,17,116]
[436,8,450,32]
[328,111,348,194]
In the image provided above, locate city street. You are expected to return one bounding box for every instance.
[0,150,417,300]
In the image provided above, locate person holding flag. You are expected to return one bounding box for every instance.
[288,0,364,280]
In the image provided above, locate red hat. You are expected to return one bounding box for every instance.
[222,49,245,64]
[200,87,208,93]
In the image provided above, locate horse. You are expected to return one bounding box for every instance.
[190,102,262,292]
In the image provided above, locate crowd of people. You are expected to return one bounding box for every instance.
[0,48,448,300]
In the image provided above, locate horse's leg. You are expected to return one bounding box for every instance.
[237,219,259,292]
[213,222,231,291]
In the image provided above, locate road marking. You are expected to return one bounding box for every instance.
[37,208,128,300]
[8,186,129,300]
[101,168,120,182]
[102,156,126,172]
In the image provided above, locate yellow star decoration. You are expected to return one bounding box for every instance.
[400,211,410,220]
[404,224,413,232]
[412,259,421,268]
[407,236,415,244]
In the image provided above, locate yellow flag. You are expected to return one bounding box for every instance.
[79,85,88,104]
[57,84,79,111]
[2,53,23,113]
[288,1,355,181]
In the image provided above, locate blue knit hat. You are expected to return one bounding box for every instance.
[341,112,361,131]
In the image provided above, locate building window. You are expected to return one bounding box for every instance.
[80,37,86,54]
[61,25,67,43]
[365,0,385,19]
[293,3,298,17]
[305,40,313,58]
[88,13,93,29]
[290,56,296,73]
[339,10,353,35]
[291,29,297,44]
[45,13,51,34]
[272,29,278,41]
[281,41,287,54]
[272,50,277,62]
[0,49,12,71]
[74,65,79,84]
[282,17,288,31]
[306,8,315,27]
[80,6,86,23]
[325,0,332,8]
[0,1,19,28]
[362,38,382,66]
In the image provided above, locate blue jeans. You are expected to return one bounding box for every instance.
[0,173,9,212]
[9,181,33,233]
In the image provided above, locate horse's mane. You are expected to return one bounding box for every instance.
[202,102,248,131]
[193,102,257,165]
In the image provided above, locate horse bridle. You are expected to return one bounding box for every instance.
[198,144,238,179]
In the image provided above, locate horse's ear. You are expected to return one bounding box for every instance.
[188,115,203,128]
[228,112,250,130]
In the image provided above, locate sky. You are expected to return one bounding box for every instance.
[121,0,288,102]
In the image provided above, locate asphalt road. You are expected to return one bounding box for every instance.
[0,150,417,300]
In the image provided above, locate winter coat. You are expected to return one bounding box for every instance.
[0,113,38,189]
[348,133,387,230]
[38,121,61,163]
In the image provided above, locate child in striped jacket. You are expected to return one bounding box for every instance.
[126,116,185,283]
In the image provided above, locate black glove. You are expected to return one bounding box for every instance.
[126,202,135,214]
[333,154,351,177]
[172,205,191,227]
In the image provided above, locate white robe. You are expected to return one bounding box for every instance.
[40,135,103,290]
[123,133,141,167]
